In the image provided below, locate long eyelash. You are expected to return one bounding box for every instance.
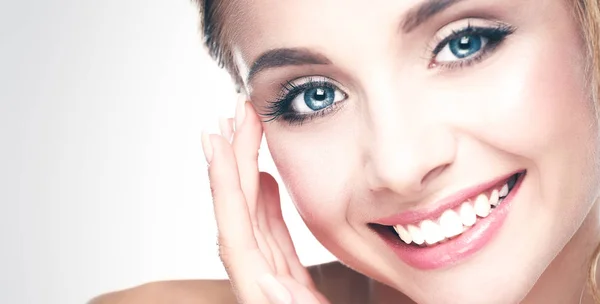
[429,23,517,69]
[261,77,341,124]
[272,104,341,126]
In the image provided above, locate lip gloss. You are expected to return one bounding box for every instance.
[375,171,525,270]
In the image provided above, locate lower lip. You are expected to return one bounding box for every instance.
[380,173,524,270]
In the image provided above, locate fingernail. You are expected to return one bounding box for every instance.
[218,117,233,142]
[258,274,292,304]
[201,131,213,164]
[235,95,247,131]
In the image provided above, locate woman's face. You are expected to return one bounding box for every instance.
[227,0,599,302]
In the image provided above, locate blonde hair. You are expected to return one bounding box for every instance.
[575,0,600,301]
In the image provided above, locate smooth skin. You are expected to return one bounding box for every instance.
[90,99,599,304]
[88,262,410,304]
[93,0,600,303]
[219,0,600,303]
[90,101,414,303]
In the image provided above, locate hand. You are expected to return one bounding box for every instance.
[201,97,330,304]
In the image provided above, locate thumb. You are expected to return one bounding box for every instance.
[258,274,293,304]
[258,275,328,304]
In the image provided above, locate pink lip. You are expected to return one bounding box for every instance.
[374,170,522,226]
[376,171,525,270]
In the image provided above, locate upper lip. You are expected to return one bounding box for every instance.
[373,170,522,226]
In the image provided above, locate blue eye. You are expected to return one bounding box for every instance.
[431,24,516,67]
[436,34,488,62]
[288,82,345,114]
[303,87,336,111]
[448,35,483,59]
[262,78,348,124]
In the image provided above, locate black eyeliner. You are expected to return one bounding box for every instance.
[261,23,516,125]
[432,24,516,55]
[261,77,343,123]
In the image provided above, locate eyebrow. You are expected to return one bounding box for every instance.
[246,0,465,83]
[246,48,331,83]
[401,0,466,32]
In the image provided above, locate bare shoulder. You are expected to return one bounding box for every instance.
[88,280,237,304]
[88,261,413,304]
[307,261,414,304]
[88,262,354,304]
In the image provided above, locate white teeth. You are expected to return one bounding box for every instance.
[499,183,509,197]
[393,181,516,246]
[474,194,491,217]
[439,210,464,238]
[490,189,500,207]
[460,202,477,227]
[407,225,425,245]
[394,225,412,244]
[420,220,444,245]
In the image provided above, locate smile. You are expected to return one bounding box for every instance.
[371,170,526,270]
[393,173,519,246]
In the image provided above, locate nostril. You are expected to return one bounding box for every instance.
[366,162,449,194]
[364,127,456,194]
[421,164,450,187]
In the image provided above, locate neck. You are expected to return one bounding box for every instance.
[523,200,600,304]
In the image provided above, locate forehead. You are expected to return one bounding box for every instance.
[223,0,540,77]
[225,0,418,60]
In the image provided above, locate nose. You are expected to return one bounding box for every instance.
[364,115,457,196]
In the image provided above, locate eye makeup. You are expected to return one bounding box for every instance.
[260,76,348,125]
[260,19,517,126]
[428,21,517,69]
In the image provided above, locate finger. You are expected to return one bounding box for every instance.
[205,133,273,303]
[278,276,330,304]
[258,274,327,304]
[204,133,257,252]
[231,99,275,268]
[261,173,316,288]
[258,172,291,276]
[258,274,293,304]
[232,99,263,215]
[218,117,234,143]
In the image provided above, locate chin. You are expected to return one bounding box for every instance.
[322,167,593,304]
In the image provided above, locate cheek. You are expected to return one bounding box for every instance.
[490,52,591,156]
[456,19,600,217]
[264,126,356,227]
[456,25,596,166]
